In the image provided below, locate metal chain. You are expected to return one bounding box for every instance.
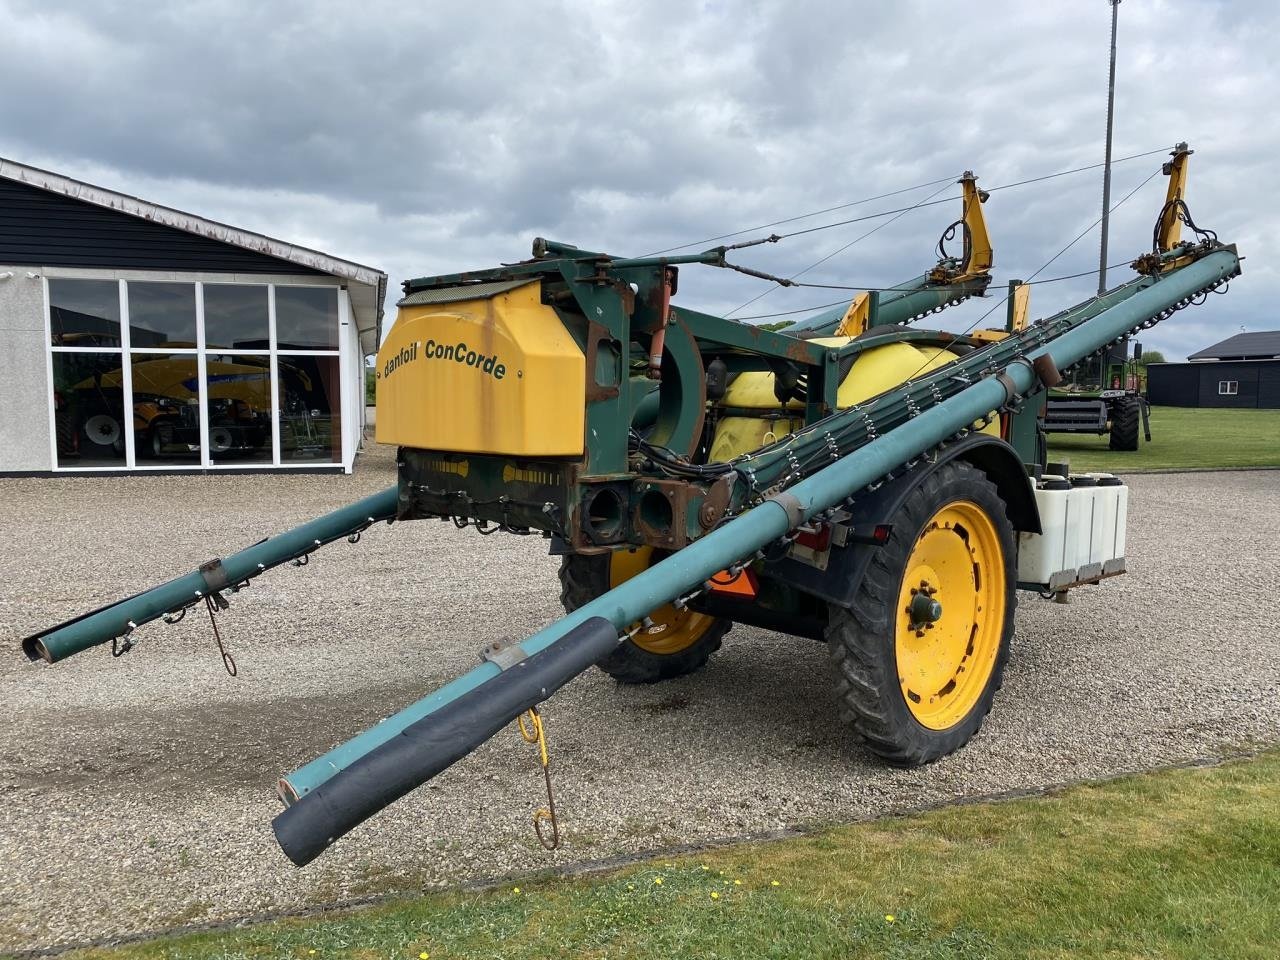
[517,707,559,850]
[203,594,237,677]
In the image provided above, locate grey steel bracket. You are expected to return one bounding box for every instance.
[199,558,230,593]
[479,638,529,671]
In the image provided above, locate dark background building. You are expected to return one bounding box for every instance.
[1147,331,1280,408]
[0,158,387,473]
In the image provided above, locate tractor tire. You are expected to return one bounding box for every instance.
[558,550,729,684]
[825,461,1016,767]
[77,410,125,459]
[1108,396,1141,451]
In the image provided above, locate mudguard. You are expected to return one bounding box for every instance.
[763,433,1039,610]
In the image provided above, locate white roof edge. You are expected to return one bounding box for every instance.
[0,157,387,289]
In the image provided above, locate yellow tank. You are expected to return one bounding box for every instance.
[709,337,995,461]
[376,280,586,456]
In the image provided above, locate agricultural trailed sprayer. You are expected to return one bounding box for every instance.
[22,146,1240,867]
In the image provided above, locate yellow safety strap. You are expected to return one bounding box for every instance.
[517,707,560,850]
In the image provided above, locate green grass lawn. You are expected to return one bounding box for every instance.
[1049,406,1280,473]
[54,751,1280,960]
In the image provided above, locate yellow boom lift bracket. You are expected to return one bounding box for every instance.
[836,171,994,338]
[928,171,993,285]
[1133,143,1199,276]
[1156,142,1193,253]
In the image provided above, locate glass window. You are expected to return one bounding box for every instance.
[49,279,121,347]
[51,352,128,467]
[275,286,339,350]
[279,354,341,462]
[127,282,196,346]
[204,284,270,350]
[204,353,275,464]
[131,353,202,463]
[47,281,347,470]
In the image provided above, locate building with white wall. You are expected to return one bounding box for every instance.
[0,158,386,474]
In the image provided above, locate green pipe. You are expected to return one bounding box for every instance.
[787,273,989,338]
[22,486,400,664]
[631,381,661,430]
[278,249,1238,808]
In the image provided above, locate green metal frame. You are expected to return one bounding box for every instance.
[397,237,995,550]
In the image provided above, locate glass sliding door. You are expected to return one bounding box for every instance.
[278,354,342,462]
[129,352,203,463]
[48,279,127,467]
[126,281,201,465]
[204,353,274,464]
[275,285,341,464]
[203,283,274,464]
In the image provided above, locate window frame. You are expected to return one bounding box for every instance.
[45,277,344,472]
[1217,380,1238,396]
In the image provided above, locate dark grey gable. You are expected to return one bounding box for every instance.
[0,177,325,275]
[1188,331,1280,361]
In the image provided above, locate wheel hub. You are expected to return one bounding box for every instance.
[906,587,943,630]
[894,500,1006,731]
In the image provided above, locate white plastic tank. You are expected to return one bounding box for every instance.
[1085,473,1128,563]
[1066,475,1099,570]
[1017,475,1071,584]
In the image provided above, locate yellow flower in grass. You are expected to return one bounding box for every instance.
[654,877,664,885]
[885,914,896,924]
[733,879,742,886]
[710,891,720,900]
[419,953,430,959]
[512,886,521,894]
[770,880,780,887]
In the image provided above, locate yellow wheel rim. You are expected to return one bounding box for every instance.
[895,499,1005,731]
[609,547,718,655]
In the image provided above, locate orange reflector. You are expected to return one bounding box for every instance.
[708,567,758,598]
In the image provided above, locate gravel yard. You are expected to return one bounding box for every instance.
[1,444,1277,952]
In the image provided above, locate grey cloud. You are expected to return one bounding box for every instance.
[1,0,1274,360]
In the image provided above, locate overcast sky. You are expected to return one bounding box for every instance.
[2,0,1273,360]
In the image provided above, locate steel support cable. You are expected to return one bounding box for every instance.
[730,260,1148,322]
[661,146,1175,269]
[725,180,958,317]
[643,173,963,257]
[651,146,1171,259]
[762,147,1172,249]
[892,165,1166,389]
[717,147,1172,319]
[971,166,1164,327]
